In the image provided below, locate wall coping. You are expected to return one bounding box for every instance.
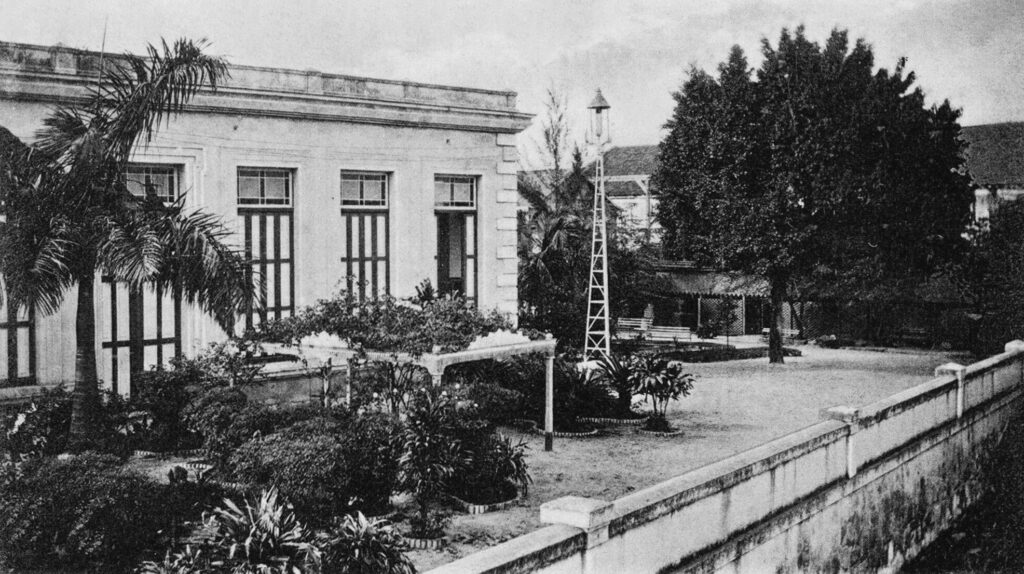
[609,419,848,534]
[0,40,533,134]
[426,524,585,574]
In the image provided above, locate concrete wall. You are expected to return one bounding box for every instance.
[0,41,529,391]
[430,341,1024,574]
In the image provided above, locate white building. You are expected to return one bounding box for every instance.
[0,41,531,394]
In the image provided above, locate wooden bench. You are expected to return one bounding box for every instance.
[761,328,801,342]
[646,325,693,342]
[896,327,930,347]
[614,317,650,340]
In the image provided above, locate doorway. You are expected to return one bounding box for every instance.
[437,213,467,296]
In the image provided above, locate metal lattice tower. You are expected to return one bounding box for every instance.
[584,89,611,360]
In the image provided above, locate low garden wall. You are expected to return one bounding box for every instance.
[430,341,1024,574]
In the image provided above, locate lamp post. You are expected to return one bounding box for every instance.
[583,89,612,361]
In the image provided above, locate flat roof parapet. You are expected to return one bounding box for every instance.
[0,40,521,113]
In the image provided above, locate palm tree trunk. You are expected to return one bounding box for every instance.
[768,278,787,364]
[68,270,100,446]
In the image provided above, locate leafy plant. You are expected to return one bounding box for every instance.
[136,545,211,574]
[204,488,320,573]
[318,513,415,574]
[260,289,518,356]
[0,453,204,571]
[399,388,462,538]
[352,359,428,416]
[451,434,531,504]
[594,353,639,418]
[627,353,694,424]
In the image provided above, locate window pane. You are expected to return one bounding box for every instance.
[341,178,362,203]
[434,176,475,208]
[126,165,177,202]
[264,174,288,202]
[238,174,261,202]
[452,180,473,205]
[341,173,387,207]
[434,179,449,205]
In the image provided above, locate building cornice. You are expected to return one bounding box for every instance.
[0,40,533,134]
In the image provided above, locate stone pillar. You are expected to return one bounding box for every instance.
[545,354,555,452]
[936,362,967,419]
[541,495,615,572]
[822,406,860,478]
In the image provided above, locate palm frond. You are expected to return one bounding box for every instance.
[98,38,228,164]
[140,200,258,332]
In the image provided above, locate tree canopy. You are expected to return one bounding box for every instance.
[653,26,973,362]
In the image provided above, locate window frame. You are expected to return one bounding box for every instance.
[125,163,180,204]
[434,174,478,211]
[237,167,293,208]
[340,171,390,210]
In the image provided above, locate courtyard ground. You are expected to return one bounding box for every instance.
[409,344,972,571]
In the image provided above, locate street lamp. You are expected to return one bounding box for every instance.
[583,89,612,363]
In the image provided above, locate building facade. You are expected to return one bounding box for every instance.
[0,41,531,394]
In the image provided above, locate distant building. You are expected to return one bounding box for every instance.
[593,145,661,239]
[0,40,531,394]
[962,122,1024,221]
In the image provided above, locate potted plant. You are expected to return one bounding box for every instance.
[627,354,695,434]
[398,388,462,547]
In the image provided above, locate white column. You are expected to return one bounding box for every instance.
[545,353,554,451]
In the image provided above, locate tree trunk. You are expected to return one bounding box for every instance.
[768,278,787,364]
[68,271,100,447]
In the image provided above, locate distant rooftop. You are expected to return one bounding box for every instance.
[962,122,1024,187]
[602,145,659,177]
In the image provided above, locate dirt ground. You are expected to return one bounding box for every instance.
[408,345,972,571]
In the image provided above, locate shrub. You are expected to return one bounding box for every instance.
[627,354,695,429]
[132,369,203,452]
[351,360,429,415]
[184,386,318,468]
[318,512,415,574]
[230,413,400,523]
[695,323,718,339]
[399,389,462,538]
[201,488,320,573]
[1,387,136,459]
[595,353,640,417]
[1,386,72,459]
[451,433,531,504]
[466,382,524,424]
[0,453,205,571]
[260,289,518,355]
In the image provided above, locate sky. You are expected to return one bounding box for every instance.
[1,0,1021,168]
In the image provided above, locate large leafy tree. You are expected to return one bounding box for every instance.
[0,39,256,443]
[966,201,1024,355]
[653,27,973,362]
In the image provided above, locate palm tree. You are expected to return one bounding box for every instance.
[0,39,256,444]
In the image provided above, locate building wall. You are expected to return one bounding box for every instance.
[429,341,1024,574]
[0,41,528,391]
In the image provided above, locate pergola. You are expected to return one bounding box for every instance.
[262,331,560,450]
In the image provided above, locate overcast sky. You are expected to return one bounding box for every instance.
[1,0,1020,167]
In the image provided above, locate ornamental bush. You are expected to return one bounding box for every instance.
[0,452,212,571]
[230,413,401,522]
[183,386,319,468]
